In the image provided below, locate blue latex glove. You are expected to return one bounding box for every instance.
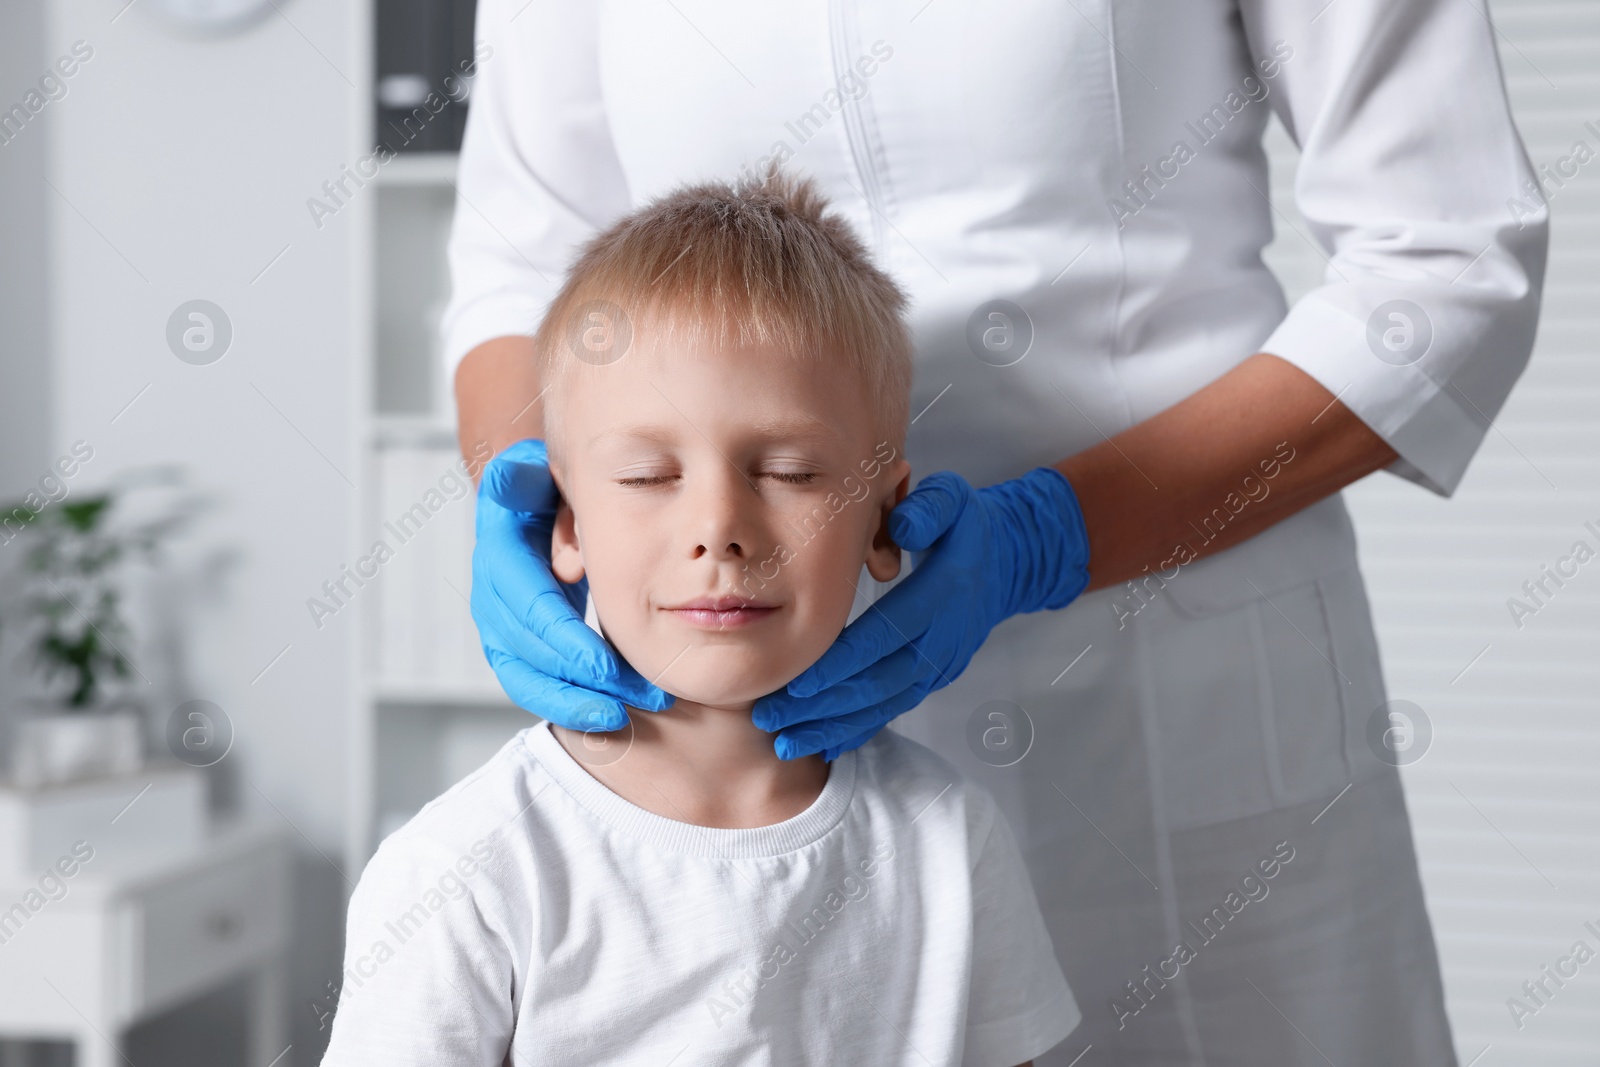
[470,439,674,731]
[752,466,1091,761]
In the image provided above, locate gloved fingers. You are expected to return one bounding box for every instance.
[518,584,618,676]
[484,645,630,732]
[753,644,923,733]
[772,682,929,760]
[469,439,675,720]
[890,605,976,695]
[474,478,556,553]
[604,655,678,713]
[557,573,590,620]
[474,494,556,577]
[478,592,673,712]
[472,516,676,708]
[474,478,611,677]
[473,571,616,686]
[774,704,892,761]
[473,524,616,681]
[886,470,972,552]
[479,439,559,514]
[820,728,877,764]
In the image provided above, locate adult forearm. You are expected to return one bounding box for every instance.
[454,335,543,486]
[1055,352,1398,592]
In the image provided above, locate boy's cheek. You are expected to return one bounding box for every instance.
[788,539,870,634]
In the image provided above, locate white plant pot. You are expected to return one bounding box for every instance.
[10,709,144,788]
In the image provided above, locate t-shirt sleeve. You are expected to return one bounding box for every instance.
[962,795,1081,1067]
[320,833,516,1067]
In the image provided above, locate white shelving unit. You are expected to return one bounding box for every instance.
[376,151,465,188]
[352,149,533,868]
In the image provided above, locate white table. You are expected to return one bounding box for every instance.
[0,820,291,1067]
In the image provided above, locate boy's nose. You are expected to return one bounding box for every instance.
[692,539,746,560]
[691,508,750,560]
[686,474,761,562]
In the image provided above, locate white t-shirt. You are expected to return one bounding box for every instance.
[321,721,1080,1066]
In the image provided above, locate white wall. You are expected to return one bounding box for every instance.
[1263,0,1600,1061]
[0,0,52,497]
[39,2,372,1062]
[45,0,369,843]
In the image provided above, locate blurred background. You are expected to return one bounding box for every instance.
[0,0,1594,1064]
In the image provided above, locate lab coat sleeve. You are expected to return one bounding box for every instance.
[1239,0,1549,496]
[440,0,632,379]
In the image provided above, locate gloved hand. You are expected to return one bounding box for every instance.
[752,466,1091,761]
[470,439,674,731]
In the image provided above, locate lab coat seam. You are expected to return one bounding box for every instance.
[1313,572,1357,786]
[1384,377,1485,499]
[1129,611,1208,1061]
[838,1,897,224]
[1100,0,1137,431]
[828,0,888,254]
[1247,596,1288,808]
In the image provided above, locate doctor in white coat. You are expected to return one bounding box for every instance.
[444,1,1547,1062]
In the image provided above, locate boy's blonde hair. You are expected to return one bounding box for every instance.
[532,166,913,467]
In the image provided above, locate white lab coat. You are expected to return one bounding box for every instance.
[442,1,1547,1062]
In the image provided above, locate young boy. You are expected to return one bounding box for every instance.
[321,169,1079,1066]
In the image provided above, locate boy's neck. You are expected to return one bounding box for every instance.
[550,697,829,829]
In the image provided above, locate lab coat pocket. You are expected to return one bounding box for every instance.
[1157,494,1360,618]
[1253,570,1385,809]
[1146,566,1380,833]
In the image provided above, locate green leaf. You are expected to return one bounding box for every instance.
[60,497,112,533]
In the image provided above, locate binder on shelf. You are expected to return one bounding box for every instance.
[375,0,478,155]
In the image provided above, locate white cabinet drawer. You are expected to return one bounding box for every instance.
[129,839,290,1016]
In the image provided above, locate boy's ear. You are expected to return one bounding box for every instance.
[864,458,912,583]
[549,482,585,584]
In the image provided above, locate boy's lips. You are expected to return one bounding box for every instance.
[663,596,779,630]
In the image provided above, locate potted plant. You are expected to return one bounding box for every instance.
[0,471,194,787]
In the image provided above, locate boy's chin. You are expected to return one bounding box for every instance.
[624,643,799,710]
[655,673,789,712]
[658,688,765,711]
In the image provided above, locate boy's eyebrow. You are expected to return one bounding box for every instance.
[588,414,841,447]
